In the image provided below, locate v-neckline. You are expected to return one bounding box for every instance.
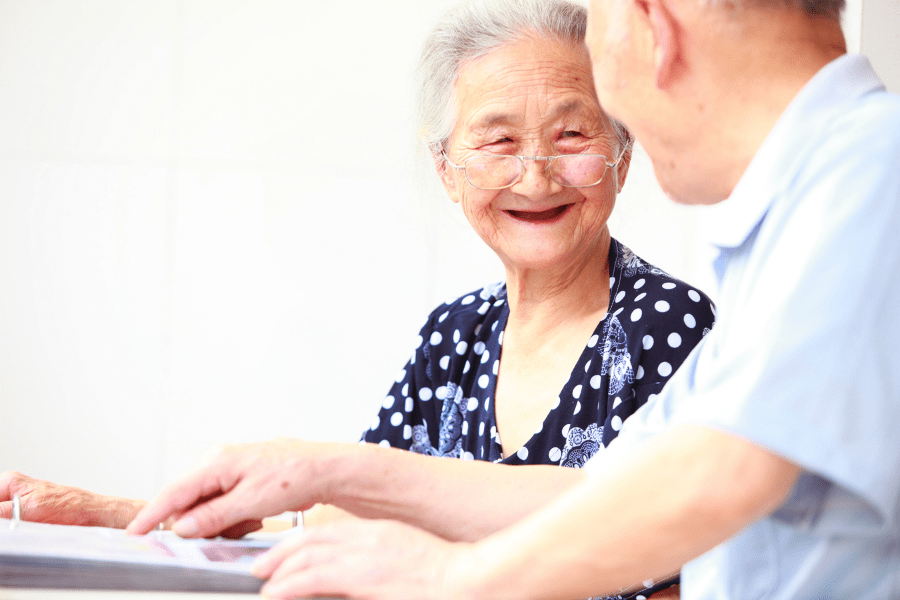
[486,242,621,461]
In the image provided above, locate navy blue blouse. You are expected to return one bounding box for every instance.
[363,239,716,470]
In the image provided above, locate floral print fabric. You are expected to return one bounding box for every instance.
[362,239,715,470]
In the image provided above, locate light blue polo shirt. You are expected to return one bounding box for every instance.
[587,54,900,598]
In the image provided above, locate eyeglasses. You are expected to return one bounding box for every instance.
[442,148,625,190]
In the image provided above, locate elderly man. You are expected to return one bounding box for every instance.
[120,0,900,597]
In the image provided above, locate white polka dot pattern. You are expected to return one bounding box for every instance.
[362,239,715,471]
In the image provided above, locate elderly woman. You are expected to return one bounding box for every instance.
[3,0,712,598]
[361,0,712,471]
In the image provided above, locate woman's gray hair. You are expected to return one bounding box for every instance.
[414,0,632,161]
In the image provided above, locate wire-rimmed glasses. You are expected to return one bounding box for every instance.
[442,148,625,190]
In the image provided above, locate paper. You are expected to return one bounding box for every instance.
[0,519,278,592]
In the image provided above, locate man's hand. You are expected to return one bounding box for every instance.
[250,519,680,600]
[0,471,142,529]
[126,438,341,538]
[252,519,471,600]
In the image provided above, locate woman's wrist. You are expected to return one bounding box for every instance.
[298,441,365,509]
[313,441,397,517]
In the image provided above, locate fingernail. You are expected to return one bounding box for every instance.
[173,516,198,537]
[250,562,264,578]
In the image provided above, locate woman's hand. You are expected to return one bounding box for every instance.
[126,438,341,538]
[252,519,471,600]
[0,471,142,529]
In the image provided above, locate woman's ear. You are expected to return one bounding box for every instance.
[615,143,633,193]
[433,149,461,204]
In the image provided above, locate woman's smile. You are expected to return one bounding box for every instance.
[504,203,574,223]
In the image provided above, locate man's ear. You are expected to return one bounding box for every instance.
[637,0,680,89]
[432,149,461,204]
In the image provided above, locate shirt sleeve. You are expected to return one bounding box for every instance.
[643,113,900,532]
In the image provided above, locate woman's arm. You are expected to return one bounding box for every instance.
[127,438,583,541]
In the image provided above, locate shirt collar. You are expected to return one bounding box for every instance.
[698,54,885,250]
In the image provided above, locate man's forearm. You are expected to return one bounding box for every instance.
[322,443,585,542]
[454,425,801,600]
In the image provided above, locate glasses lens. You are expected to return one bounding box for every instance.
[464,156,521,189]
[551,155,609,187]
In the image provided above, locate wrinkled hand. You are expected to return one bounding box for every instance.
[252,519,472,600]
[0,471,141,529]
[126,438,335,538]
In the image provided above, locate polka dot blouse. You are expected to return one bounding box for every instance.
[363,238,716,470]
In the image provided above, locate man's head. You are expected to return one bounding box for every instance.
[585,0,846,205]
[743,0,844,18]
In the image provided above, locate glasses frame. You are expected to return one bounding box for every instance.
[442,147,627,190]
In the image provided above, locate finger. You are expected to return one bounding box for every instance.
[168,488,255,538]
[252,525,346,579]
[251,526,336,579]
[252,537,305,579]
[126,472,229,535]
[267,541,343,584]
[0,501,10,519]
[219,519,263,539]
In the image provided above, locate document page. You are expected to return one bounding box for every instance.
[0,518,280,592]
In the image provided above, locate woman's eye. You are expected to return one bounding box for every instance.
[561,130,583,138]
[490,137,513,145]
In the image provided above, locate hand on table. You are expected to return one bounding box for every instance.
[252,519,470,600]
[0,471,141,529]
[126,438,334,538]
[252,517,681,600]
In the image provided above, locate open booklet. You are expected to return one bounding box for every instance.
[0,518,285,593]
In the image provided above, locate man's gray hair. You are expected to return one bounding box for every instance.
[781,0,845,17]
[713,0,844,17]
[414,0,632,160]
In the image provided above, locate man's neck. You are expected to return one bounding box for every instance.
[666,9,847,205]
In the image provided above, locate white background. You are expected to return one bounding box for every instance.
[0,0,897,503]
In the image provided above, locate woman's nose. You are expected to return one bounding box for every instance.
[510,156,563,198]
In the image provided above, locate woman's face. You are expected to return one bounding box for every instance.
[438,35,629,274]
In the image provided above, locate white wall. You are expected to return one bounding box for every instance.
[0,0,897,503]
[0,0,468,500]
[860,0,900,93]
